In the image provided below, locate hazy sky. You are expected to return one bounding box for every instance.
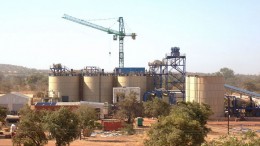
[0,0,259,74]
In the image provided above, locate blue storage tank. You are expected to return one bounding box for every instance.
[115,67,145,74]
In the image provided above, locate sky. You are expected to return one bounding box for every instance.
[0,0,259,74]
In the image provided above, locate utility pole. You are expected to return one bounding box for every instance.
[227,96,230,135]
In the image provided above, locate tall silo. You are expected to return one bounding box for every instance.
[48,76,79,102]
[117,75,147,98]
[83,75,113,103]
[186,76,225,118]
[146,75,154,91]
[100,75,113,103]
[83,76,100,102]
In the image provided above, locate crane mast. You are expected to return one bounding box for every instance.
[62,14,136,68]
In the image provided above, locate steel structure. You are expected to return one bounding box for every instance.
[62,14,136,68]
[148,60,164,89]
[143,89,176,104]
[50,64,74,76]
[164,47,186,100]
[225,84,260,98]
[148,47,186,101]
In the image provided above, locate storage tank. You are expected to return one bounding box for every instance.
[83,75,113,103]
[186,76,225,118]
[83,76,100,102]
[117,75,147,98]
[146,75,154,91]
[100,76,113,103]
[49,76,79,102]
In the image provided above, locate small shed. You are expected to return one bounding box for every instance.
[0,92,31,112]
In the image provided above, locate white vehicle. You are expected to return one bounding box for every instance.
[5,115,20,126]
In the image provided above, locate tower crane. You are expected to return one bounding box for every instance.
[62,14,136,68]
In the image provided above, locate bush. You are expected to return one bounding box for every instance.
[122,123,135,135]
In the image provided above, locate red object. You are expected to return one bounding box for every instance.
[101,119,122,131]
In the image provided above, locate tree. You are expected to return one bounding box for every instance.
[45,107,80,146]
[144,98,171,118]
[13,106,48,146]
[144,102,213,146]
[0,106,7,123]
[116,91,143,124]
[75,105,101,137]
[216,67,237,85]
[216,67,235,79]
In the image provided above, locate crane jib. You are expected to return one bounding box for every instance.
[62,14,136,68]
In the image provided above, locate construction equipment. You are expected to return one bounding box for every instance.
[62,14,136,68]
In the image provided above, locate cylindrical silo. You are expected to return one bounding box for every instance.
[198,76,225,118]
[185,76,225,118]
[117,75,147,98]
[48,76,79,102]
[146,75,154,91]
[100,75,113,103]
[83,75,113,103]
[83,76,100,102]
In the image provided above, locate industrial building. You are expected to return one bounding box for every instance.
[113,87,141,103]
[45,45,260,120]
[46,47,232,118]
[48,68,153,103]
[34,101,107,119]
[0,92,31,113]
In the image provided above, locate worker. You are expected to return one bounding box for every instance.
[10,124,16,137]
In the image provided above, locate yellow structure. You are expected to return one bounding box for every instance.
[48,76,79,101]
[186,75,225,118]
[83,75,113,103]
[116,75,147,98]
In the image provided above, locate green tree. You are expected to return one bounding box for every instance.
[75,105,101,137]
[144,102,213,146]
[13,106,48,146]
[216,67,235,79]
[45,107,80,146]
[116,91,143,124]
[216,67,237,85]
[0,106,7,123]
[144,98,171,118]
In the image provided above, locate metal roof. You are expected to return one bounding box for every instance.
[0,92,30,99]
[35,102,57,106]
[56,102,80,106]
[224,84,260,97]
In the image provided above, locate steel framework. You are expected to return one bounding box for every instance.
[148,47,186,101]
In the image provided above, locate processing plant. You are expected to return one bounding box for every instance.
[47,14,260,119]
[47,48,229,119]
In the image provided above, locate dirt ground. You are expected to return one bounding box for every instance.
[1,118,260,146]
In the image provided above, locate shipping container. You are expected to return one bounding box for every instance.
[114,67,145,74]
